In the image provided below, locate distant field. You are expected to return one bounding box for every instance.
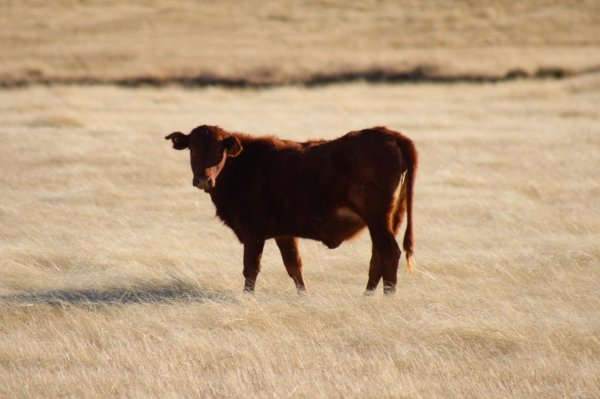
[1,74,599,397]
[1,0,600,85]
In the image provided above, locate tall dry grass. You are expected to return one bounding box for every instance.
[1,75,599,397]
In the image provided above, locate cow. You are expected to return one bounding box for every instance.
[165,125,417,295]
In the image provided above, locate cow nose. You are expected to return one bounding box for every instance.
[193,176,212,191]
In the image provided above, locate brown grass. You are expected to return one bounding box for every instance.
[1,0,600,85]
[1,73,599,397]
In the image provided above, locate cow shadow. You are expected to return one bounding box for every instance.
[0,280,233,307]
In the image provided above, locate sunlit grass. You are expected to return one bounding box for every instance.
[1,75,599,397]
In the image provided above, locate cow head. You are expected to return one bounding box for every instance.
[165,125,242,192]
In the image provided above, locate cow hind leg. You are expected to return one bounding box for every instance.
[391,198,407,235]
[243,240,265,293]
[275,236,306,293]
[364,249,382,296]
[367,219,401,295]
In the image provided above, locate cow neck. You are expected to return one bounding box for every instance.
[207,134,248,208]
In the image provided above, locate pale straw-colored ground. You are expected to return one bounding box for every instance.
[1,74,599,397]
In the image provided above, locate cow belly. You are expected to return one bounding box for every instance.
[266,207,365,248]
[318,207,366,249]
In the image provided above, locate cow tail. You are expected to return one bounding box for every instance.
[396,134,418,272]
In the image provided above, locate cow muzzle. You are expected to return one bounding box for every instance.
[193,176,213,192]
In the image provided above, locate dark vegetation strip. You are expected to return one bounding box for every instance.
[1,66,599,89]
[0,281,232,306]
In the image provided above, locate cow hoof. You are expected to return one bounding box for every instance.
[383,286,396,295]
[363,289,376,297]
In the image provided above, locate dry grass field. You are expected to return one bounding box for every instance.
[2,0,600,398]
[1,0,600,85]
[1,74,599,397]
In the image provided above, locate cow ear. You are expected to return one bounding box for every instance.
[165,132,189,150]
[223,136,242,157]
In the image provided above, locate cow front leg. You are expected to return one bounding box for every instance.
[243,240,265,293]
[275,236,306,293]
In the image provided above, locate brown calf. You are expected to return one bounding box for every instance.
[166,125,417,295]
